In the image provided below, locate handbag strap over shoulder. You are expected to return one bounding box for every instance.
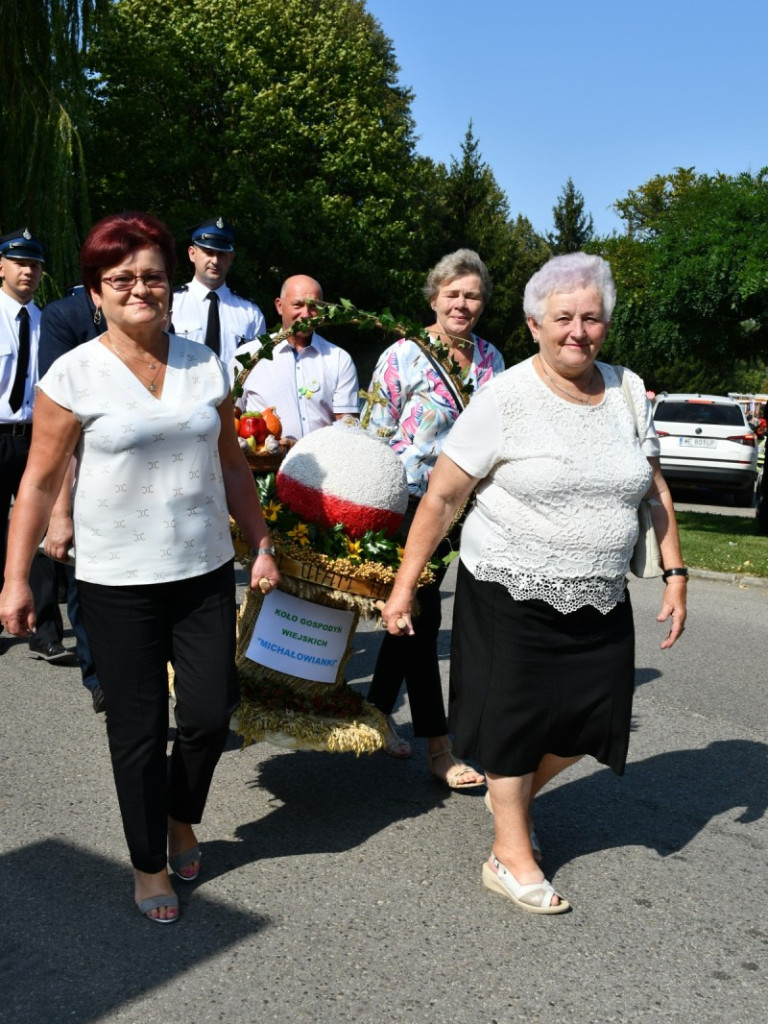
[615,365,646,444]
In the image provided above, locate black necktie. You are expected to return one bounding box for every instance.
[205,291,220,356]
[9,306,30,412]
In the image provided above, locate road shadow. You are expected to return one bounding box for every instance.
[634,665,662,688]
[532,739,768,872]
[202,744,461,880]
[0,839,266,1024]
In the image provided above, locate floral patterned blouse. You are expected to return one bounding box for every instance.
[363,333,505,496]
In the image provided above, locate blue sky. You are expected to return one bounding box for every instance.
[365,0,768,237]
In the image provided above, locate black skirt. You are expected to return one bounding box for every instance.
[449,561,635,777]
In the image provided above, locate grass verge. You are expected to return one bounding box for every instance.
[676,511,768,577]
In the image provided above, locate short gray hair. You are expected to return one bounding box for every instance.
[423,248,493,304]
[523,253,616,324]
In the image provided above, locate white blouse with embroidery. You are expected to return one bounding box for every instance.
[442,358,659,614]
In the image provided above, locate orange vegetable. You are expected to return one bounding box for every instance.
[263,406,282,438]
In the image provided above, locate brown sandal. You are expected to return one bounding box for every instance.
[428,747,485,790]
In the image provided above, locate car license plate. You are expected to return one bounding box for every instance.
[679,437,716,448]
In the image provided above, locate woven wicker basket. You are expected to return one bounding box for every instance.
[244,450,285,474]
[276,553,393,601]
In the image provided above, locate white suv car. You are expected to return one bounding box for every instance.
[652,393,757,506]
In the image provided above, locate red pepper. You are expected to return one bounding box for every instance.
[238,414,268,443]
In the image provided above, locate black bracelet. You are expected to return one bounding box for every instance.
[662,567,688,582]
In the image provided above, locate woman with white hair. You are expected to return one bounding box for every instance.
[363,249,504,787]
[379,252,687,913]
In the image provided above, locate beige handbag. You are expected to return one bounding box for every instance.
[617,368,664,579]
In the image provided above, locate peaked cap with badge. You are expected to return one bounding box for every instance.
[0,227,45,262]
[187,217,235,253]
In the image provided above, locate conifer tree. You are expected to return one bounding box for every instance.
[547,178,594,254]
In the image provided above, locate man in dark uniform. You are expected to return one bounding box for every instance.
[170,217,266,365]
[0,228,71,662]
[38,286,106,707]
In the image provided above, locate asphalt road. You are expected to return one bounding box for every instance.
[1,565,766,1024]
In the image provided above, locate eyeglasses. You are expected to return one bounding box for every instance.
[100,272,168,291]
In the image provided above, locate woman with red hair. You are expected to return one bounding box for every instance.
[0,212,279,922]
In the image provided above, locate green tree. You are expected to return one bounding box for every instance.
[547,178,594,254]
[0,0,105,293]
[504,215,552,364]
[85,0,426,319]
[600,168,768,393]
[433,123,549,362]
[612,166,697,239]
[439,123,512,257]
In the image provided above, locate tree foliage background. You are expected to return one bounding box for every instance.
[0,0,105,295]
[599,168,768,393]
[3,0,767,393]
[85,0,430,313]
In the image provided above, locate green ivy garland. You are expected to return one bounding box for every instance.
[232,297,475,408]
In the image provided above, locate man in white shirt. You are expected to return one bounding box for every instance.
[171,217,266,364]
[0,228,70,662]
[234,275,359,438]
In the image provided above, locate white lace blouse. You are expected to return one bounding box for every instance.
[441,358,659,614]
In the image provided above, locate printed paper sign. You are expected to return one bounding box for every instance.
[246,589,355,684]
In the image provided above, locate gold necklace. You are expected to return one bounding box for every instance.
[108,334,165,392]
[537,355,598,406]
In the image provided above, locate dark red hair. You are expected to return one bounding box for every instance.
[80,212,177,293]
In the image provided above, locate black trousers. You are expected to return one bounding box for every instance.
[0,433,62,644]
[78,561,239,873]
[366,497,458,738]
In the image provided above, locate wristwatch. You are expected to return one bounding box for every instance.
[662,567,688,582]
[253,545,276,557]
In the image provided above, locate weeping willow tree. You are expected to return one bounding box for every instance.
[0,0,104,295]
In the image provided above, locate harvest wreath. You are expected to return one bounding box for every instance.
[231,432,439,752]
[229,301,468,753]
[235,471,436,596]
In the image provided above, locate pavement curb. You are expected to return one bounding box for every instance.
[688,567,768,587]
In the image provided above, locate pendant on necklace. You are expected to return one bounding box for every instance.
[148,383,157,392]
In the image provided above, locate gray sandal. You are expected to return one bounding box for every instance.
[168,845,201,881]
[137,893,179,923]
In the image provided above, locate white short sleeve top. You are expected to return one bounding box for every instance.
[39,334,235,585]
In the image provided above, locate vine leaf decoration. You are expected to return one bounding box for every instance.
[231,298,475,407]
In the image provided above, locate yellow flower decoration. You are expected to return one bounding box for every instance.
[396,545,405,561]
[346,538,363,561]
[263,500,283,523]
[287,522,311,547]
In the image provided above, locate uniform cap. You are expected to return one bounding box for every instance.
[187,217,235,252]
[0,227,45,262]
